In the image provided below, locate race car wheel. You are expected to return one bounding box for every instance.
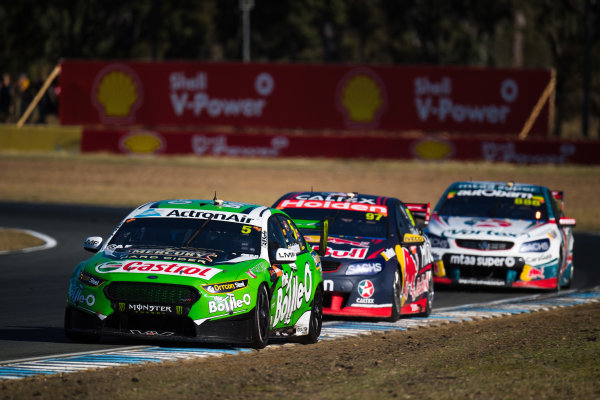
[64,307,100,343]
[555,251,564,292]
[297,285,323,344]
[250,283,270,349]
[416,270,434,318]
[562,262,574,289]
[390,267,402,322]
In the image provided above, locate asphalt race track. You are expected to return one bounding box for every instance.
[1,201,599,363]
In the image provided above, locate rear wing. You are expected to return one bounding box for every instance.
[551,190,564,212]
[551,190,576,227]
[293,219,329,258]
[405,202,431,226]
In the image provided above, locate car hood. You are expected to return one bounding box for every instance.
[83,246,263,283]
[427,215,548,239]
[306,235,390,263]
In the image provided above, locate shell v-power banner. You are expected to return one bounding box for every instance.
[60,61,552,135]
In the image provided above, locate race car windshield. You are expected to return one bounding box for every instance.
[437,194,548,221]
[107,218,261,255]
[281,208,388,239]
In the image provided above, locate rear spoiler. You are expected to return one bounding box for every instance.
[551,190,564,212]
[293,219,329,258]
[551,190,576,227]
[406,202,431,226]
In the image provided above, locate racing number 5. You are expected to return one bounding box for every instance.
[241,225,252,234]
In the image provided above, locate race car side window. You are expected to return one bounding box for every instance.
[548,191,563,220]
[394,203,410,236]
[275,214,308,255]
[267,216,287,259]
[405,206,421,235]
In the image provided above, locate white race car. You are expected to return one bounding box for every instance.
[424,181,576,290]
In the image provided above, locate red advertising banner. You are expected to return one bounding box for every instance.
[61,61,552,135]
[81,129,599,165]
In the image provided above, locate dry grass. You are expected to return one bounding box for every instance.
[1,152,599,230]
[0,228,44,251]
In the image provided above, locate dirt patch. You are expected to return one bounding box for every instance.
[2,302,599,400]
[0,228,44,251]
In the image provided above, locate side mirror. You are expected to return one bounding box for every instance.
[84,236,103,253]
[291,218,329,258]
[318,219,329,258]
[558,217,576,228]
[402,233,425,246]
[274,248,297,263]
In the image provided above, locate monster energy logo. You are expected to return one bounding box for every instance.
[117,302,182,315]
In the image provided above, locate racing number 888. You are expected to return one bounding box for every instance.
[514,198,541,207]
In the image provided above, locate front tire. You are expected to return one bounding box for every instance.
[389,267,402,322]
[297,285,323,344]
[555,251,564,292]
[562,254,574,289]
[64,307,100,343]
[250,283,270,349]
[416,270,434,317]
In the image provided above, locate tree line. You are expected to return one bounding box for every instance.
[0,0,597,136]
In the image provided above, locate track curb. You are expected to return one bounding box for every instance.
[1,286,598,380]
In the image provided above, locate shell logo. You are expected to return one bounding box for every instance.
[119,131,164,154]
[336,68,387,128]
[411,137,455,160]
[92,64,144,124]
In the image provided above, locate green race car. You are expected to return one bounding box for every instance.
[65,199,326,348]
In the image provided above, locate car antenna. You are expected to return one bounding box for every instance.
[213,191,223,206]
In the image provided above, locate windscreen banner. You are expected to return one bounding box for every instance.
[60,60,552,135]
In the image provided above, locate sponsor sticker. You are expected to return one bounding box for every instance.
[96,261,222,279]
[346,262,382,275]
[128,248,218,264]
[272,263,313,326]
[120,303,179,315]
[446,254,517,268]
[129,330,174,336]
[201,279,248,294]
[165,209,256,224]
[68,282,96,307]
[318,246,368,260]
[277,199,387,216]
[78,271,106,287]
[357,279,375,298]
[208,293,252,314]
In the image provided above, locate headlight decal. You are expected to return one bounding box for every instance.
[78,270,106,287]
[345,262,383,275]
[427,233,450,249]
[519,238,550,253]
[201,279,249,294]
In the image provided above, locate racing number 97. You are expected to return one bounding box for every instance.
[366,213,382,221]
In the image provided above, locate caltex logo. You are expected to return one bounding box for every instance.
[357,279,375,298]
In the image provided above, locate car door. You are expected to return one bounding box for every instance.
[267,214,315,329]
